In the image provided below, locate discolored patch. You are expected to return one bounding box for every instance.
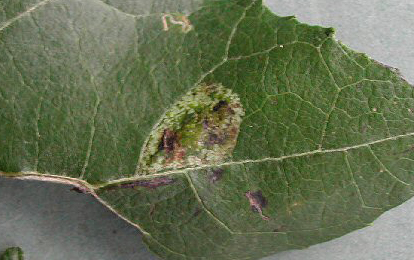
[162,14,193,33]
[70,186,90,194]
[112,177,176,190]
[139,83,244,173]
[245,190,270,221]
[209,168,224,183]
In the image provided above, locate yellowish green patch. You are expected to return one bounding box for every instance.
[139,83,244,174]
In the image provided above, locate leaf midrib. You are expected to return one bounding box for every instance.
[2,131,413,190]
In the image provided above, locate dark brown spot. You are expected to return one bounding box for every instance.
[245,190,269,221]
[70,186,90,194]
[149,204,156,216]
[192,207,202,218]
[325,27,334,37]
[250,191,267,208]
[158,139,164,151]
[208,133,224,145]
[119,177,176,189]
[163,129,178,154]
[213,100,228,112]
[209,168,224,183]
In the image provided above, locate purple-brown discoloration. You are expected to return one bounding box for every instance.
[192,207,202,218]
[245,190,270,221]
[207,133,225,145]
[149,204,156,216]
[70,186,90,194]
[119,177,176,189]
[209,168,224,183]
[213,100,228,112]
[162,129,178,154]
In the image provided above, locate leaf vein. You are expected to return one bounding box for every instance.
[367,146,410,186]
[344,152,381,210]
[80,92,101,179]
[185,173,234,234]
[0,0,55,33]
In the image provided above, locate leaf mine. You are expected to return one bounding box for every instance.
[103,177,176,190]
[139,83,245,174]
[161,14,193,33]
[245,190,270,221]
[2,0,414,259]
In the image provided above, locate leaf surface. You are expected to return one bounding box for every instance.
[0,247,23,260]
[1,0,414,259]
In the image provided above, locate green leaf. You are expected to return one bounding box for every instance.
[1,0,414,259]
[0,247,23,260]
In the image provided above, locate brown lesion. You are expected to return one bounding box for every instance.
[140,83,244,173]
[159,129,186,164]
[149,204,156,217]
[114,177,176,190]
[245,190,270,221]
[70,186,91,194]
[209,168,224,183]
[213,100,228,112]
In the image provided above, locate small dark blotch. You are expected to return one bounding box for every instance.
[163,129,178,154]
[213,100,228,112]
[207,132,225,145]
[209,168,224,183]
[193,207,202,218]
[325,27,335,37]
[70,187,83,193]
[227,106,235,115]
[119,177,176,189]
[112,230,118,234]
[158,140,164,151]
[149,204,156,216]
[245,190,270,220]
[70,186,89,194]
[202,119,210,130]
[250,190,267,208]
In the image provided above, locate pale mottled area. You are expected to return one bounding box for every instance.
[1,0,414,259]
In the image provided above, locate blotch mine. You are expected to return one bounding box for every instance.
[139,83,244,173]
